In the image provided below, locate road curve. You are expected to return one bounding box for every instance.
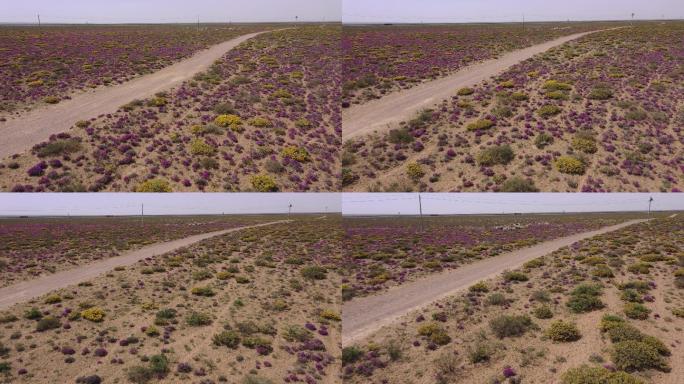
[342,29,610,141]
[0,30,273,160]
[342,218,649,346]
[0,220,290,310]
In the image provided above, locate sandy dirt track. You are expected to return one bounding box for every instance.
[342,218,649,346]
[342,30,608,141]
[0,220,289,310]
[0,30,272,160]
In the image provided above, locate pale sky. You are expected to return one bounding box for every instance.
[0,193,341,216]
[343,193,684,216]
[344,0,684,23]
[0,0,341,24]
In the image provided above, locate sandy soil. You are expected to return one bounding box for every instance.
[0,220,288,310]
[0,31,273,160]
[342,30,613,141]
[342,218,648,345]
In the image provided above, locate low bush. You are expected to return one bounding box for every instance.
[467,341,495,363]
[533,305,554,319]
[534,132,554,149]
[388,127,414,144]
[250,174,278,192]
[477,145,514,166]
[190,286,215,297]
[136,179,172,192]
[572,132,597,154]
[588,86,613,100]
[567,284,604,313]
[561,365,644,384]
[189,139,215,156]
[537,105,561,118]
[624,303,650,320]
[500,177,538,192]
[611,340,670,372]
[469,281,489,293]
[466,119,495,131]
[503,271,528,282]
[281,146,310,162]
[36,316,61,331]
[486,293,509,306]
[406,162,425,181]
[489,315,534,338]
[186,312,212,326]
[301,265,327,280]
[546,320,581,342]
[214,114,243,132]
[627,262,651,274]
[555,156,586,175]
[417,322,451,345]
[213,330,240,349]
[81,307,105,322]
[457,87,474,96]
[36,139,82,157]
[342,346,363,365]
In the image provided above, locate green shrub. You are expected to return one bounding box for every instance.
[127,366,153,384]
[537,104,562,118]
[457,87,474,96]
[546,90,568,100]
[624,303,650,320]
[567,284,604,313]
[500,177,538,192]
[190,286,215,297]
[533,305,554,319]
[406,162,425,181]
[417,322,451,345]
[534,132,554,149]
[611,340,670,372]
[572,133,597,154]
[25,307,43,319]
[556,156,586,175]
[627,262,651,274]
[301,266,327,280]
[588,87,613,100]
[250,174,278,192]
[36,316,61,331]
[214,114,243,131]
[81,307,105,322]
[467,341,495,363]
[342,346,364,365]
[189,138,215,156]
[477,145,514,166]
[486,293,509,306]
[599,314,626,332]
[546,320,581,342]
[503,271,528,282]
[388,127,414,144]
[489,315,534,338]
[186,312,212,326]
[543,80,572,91]
[466,119,495,131]
[149,354,169,376]
[592,265,614,278]
[136,179,172,192]
[243,375,274,384]
[469,281,489,293]
[213,330,240,348]
[281,146,310,162]
[561,365,644,384]
[36,139,82,157]
[620,289,642,303]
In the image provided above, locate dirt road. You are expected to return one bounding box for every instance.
[342,30,606,141]
[0,220,289,310]
[0,31,271,160]
[342,218,649,346]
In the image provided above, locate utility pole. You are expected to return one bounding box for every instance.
[37,13,41,27]
[522,14,525,32]
[141,203,144,225]
[288,203,293,217]
[295,15,299,23]
[631,13,635,26]
[418,194,424,232]
[648,197,653,215]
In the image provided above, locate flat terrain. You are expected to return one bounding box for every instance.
[0,220,288,310]
[342,30,605,140]
[343,215,684,384]
[343,23,684,192]
[341,212,645,299]
[343,218,648,345]
[0,31,271,160]
[0,26,341,192]
[0,216,342,384]
[0,215,272,287]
